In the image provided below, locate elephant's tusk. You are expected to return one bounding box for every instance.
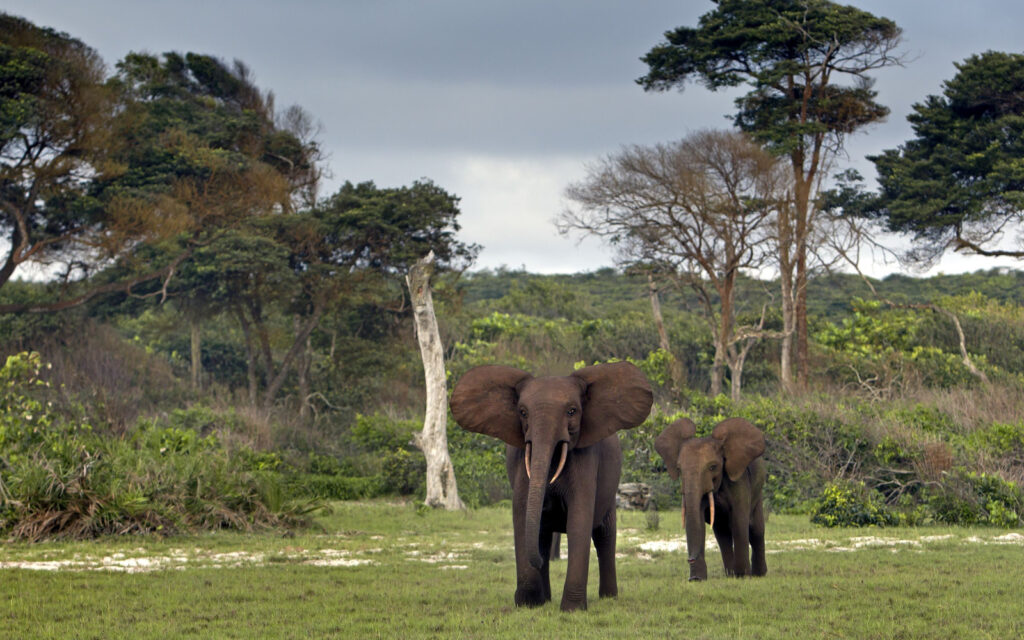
[708,491,715,529]
[524,442,532,480]
[549,442,568,484]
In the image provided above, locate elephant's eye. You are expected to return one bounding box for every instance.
[519,408,528,418]
[709,464,718,472]
[566,407,577,417]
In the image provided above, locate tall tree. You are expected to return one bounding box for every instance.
[865,51,1024,264]
[216,179,479,410]
[100,51,322,399]
[638,0,903,388]
[562,130,785,399]
[0,14,116,301]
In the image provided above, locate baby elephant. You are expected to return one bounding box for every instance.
[655,417,767,581]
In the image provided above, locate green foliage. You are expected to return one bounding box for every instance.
[619,407,688,507]
[639,0,900,153]
[814,299,995,390]
[447,419,509,508]
[815,299,918,354]
[332,413,424,498]
[289,474,384,500]
[928,470,1024,527]
[967,422,1024,456]
[869,51,1024,259]
[884,403,960,436]
[0,353,318,540]
[811,480,900,528]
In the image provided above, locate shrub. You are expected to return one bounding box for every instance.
[448,419,508,508]
[0,352,319,540]
[927,469,1023,527]
[289,474,385,500]
[619,407,688,508]
[810,480,899,528]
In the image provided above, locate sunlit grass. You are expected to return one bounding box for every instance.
[2,501,1022,639]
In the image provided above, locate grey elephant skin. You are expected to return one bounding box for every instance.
[654,417,767,581]
[449,361,653,611]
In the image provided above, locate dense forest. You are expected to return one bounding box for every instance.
[2,5,1024,540]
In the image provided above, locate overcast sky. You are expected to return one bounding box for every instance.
[7,0,1024,276]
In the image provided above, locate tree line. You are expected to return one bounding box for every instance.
[2,2,1024,526]
[0,13,476,415]
[562,0,1024,401]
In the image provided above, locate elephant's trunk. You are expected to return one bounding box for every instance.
[683,489,711,581]
[523,441,561,570]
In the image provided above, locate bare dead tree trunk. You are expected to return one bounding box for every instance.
[844,268,990,388]
[190,315,202,391]
[647,274,684,393]
[406,251,464,510]
[935,307,989,385]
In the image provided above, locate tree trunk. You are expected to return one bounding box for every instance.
[710,275,735,398]
[647,274,684,393]
[234,308,259,407]
[776,200,797,393]
[795,255,809,388]
[406,251,463,510]
[295,315,312,421]
[262,304,324,410]
[792,159,812,388]
[190,315,202,391]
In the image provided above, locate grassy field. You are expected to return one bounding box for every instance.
[2,501,1022,639]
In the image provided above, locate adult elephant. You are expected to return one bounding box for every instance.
[654,417,767,581]
[449,362,653,611]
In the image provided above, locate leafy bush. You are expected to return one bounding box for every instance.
[810,480,899,528]
[619,407,687,508]
[289,474,385,500]
[336,413,424,497]
[927,470,1023,527]
[448,418,509,508]
[0,353,319,540]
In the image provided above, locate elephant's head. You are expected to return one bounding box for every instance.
[654,417,765,580]
[449,361,653,569]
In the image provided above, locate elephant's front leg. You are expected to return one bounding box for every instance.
[711,511,735,577]
[561,474,598,611]
[728,506,752,577]
[511,483,547,606]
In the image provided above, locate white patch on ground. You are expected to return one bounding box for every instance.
[307,558,375,567]
[408,551,464,564]
[630,531,1024,558]
[6,530,1022,574]
[636,538,718,554]
[992,532,1024,544]
[0,547,381,573]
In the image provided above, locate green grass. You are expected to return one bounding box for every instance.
[2,501,1022,639]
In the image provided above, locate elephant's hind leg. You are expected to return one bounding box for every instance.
[750,501,767,577]
[592,511,618,598]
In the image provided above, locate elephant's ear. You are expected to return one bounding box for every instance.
[654,418,697,480]
[711,418,766,482]
[572,361,653,449]
[449,365,533,448]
